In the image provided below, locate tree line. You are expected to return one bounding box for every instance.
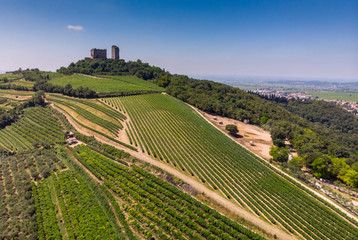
[57,58,167,80]
[0,91,46,129]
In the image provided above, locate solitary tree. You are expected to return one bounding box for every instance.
[269,146,290,162]
[225,124,238,135]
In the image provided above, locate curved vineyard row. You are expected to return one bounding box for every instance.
[105,94,358,240]
[49,98,123,136]
[0,107,64,152]
[49,97,122,135]
[72,144,265,240]
[51,94,126,120]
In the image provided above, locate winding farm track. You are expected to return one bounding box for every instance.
[51,103,296,240]
[189,104,358,223]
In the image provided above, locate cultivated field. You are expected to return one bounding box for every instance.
[34,170,119,239]
[48,94,125,136]
[0,150,66,239]
[72,144,264,240]
[0,73,23,80]
[307,91,358,102]
[49,74,163,93]
[0,107,64,152]
[105,93,358,240]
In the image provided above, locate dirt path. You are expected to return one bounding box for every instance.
[190,104,358,223]
[76,73,105,79]
[51,104,295,240]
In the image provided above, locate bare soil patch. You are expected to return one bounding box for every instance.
[197,109,273,160]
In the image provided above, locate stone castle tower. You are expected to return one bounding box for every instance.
[112,45,120,60]
[90,48,107,59]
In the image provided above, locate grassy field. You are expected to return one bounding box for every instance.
[107,93,358,240]
[0,72,23,80]
[308,91,358,102]
[0,89,34,96]
[101,75,164,91]
[0,79,34,88]
[49,74,163,93]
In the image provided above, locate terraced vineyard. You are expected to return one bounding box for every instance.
[72,144,264,240]
[48,95,125,136]
[107,93,358,240]
[0,107,64,152]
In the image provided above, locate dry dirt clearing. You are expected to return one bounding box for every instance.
[196,108,273,160]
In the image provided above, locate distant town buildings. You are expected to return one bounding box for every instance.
[91,45,120,60]
[253,89,358,115]
[324,99,358,115]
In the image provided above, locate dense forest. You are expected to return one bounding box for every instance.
[20,59,358,187]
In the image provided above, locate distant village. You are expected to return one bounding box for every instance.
[253,89,358,116]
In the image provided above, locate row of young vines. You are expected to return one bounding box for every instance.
[105,94,358,240]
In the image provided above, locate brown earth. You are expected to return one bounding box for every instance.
[194,107,273,160]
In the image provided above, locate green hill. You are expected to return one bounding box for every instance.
[103,93,358,239]
[49,74,164,93]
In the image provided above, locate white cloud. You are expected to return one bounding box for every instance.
[67,25,84,31]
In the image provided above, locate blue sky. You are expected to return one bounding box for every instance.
[1,0,357,80]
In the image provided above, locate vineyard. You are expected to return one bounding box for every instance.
[71,144,264,240]
[0,150,66,239]
[0,98,24,110]
[0,107,64,152]
[33,170,119,239]
[49,74,163,93]
[105,93,358,240]
[48,94,125,137]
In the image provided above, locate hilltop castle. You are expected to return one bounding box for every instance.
[91,45,120,60]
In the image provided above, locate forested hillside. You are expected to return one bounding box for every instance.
[57,58,167,80]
